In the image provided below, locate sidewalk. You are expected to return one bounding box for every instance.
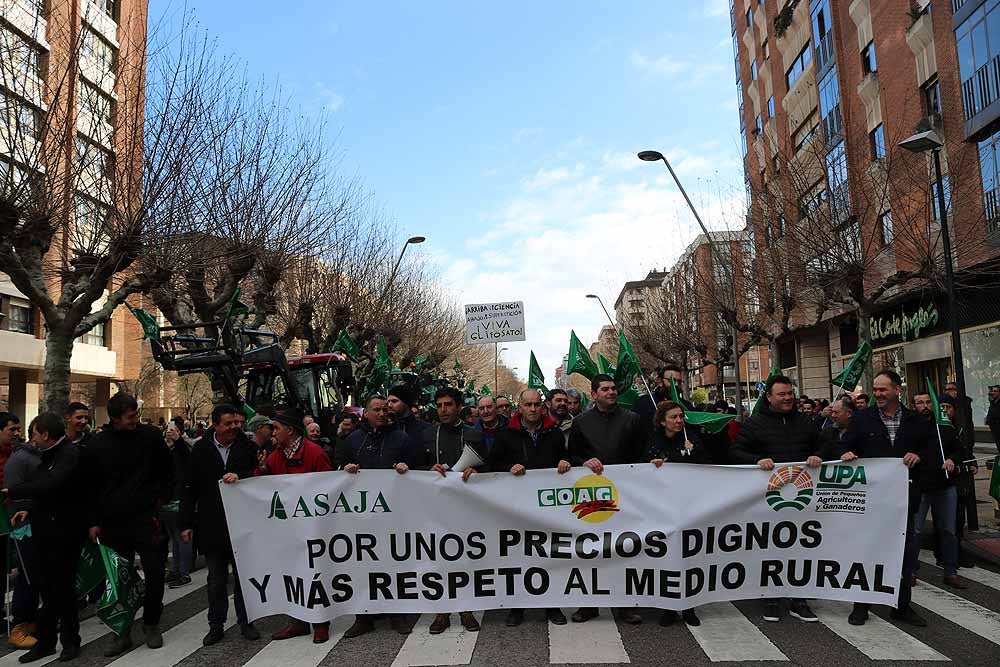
[964,445,999,566]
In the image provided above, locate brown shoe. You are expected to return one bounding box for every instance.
[571,607,599,623]
[343,616,374,639]
[429,614,450,634]
[943,575,968,590]
[620,609,642,625]
[7,623,37,649]
[391,615,413,635]
[271,620,311,640]
[312,623,330,644]
[459,612,480,632]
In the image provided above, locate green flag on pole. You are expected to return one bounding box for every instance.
[614,331,641,394]
[126,304,159,340]
[333,330,361,361]
[528,352,548,393]
[752,367,780,416]
[596,353,616,376]
[223,287,250,323]
[989,458,1000,503]
[566,330,599,380]
[364,337,392,396]
[831,341,872,391]
[481,384,492,396]
[454,357,462,372]
[76,543,105,596]
[97,544,145,637]
[618,387,641,408]
[668,378,735,434]
[927,377,953,426]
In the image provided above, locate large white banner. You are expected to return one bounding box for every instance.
[464,301,525,344]
[221,460,907,622]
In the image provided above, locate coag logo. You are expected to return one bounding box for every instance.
[817,464,867,490]
[764,466,814,511]
[537,474,619,523]
[267,490,391,520]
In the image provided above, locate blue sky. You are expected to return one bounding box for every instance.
[167,0,744,380]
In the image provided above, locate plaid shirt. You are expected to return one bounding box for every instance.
[878,406,902,446]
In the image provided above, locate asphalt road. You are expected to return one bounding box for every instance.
[0,550,997,667]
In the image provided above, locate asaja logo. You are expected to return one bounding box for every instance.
[537,474,619,523]
[817,464,867,490]
[267,490,391,520]
[765,466,814,511]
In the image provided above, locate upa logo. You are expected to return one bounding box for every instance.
[537,474,619,523]
[817,464,867,490]
[764,465,814,511]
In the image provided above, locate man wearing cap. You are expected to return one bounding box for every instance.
[256,408,334,643]
[387,385,430,440]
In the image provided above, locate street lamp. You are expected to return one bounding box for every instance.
[899,127,971,433]
[495,345,508,392]
[639,150,743,417]
[585,294,657,401]
[380,236,426,303]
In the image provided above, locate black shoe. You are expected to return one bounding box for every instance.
[658,610,678,627]
[571,608,599,623]
[848,608,868,626]
[58,644,80,662]
[620,609,642,625]
[144,624,163,649]
[390,615,413,635]
[343,617,374,639]
[789,600,818,622]
[103,634,133,657]
[505,609,524,627]
[682,609,701,627]
[959,555,976,569]
[763,601,781,622]
[891,607,927,627]
[546,608,567,625]
[240,624,260,641]
[164,571,179,584]
[18,645,56,664]
[203,625,225,646]
[168,575,192,589]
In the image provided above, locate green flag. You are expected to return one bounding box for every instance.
[454,357,462,372]
[752,367,780,416]
[126,304,159,340]
[618,387,641,408]
[481,384,492,396]
[333,330,361,361]
[364,337,392,396]
[832,341,872,391]
[596,353,616,376]
[614,331,641,394]
[97,544,145,637]
[668,378,735,434]
[76,543,105,596]
[579,393,590,409]
[528,351,548,393]
[223,287,250,323]
[0,504,11,536]
[927,377,952,427]
[566,330,599,380]
[242,403,256,419]
[989,458,1000,503]
[668,376,683,404]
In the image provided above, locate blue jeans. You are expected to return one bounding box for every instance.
[912,486,959,576]
[160,509,192,577]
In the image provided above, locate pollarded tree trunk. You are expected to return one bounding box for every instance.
[42,328,76,415]
[857,309,875,395]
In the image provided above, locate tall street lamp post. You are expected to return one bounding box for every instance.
[638,150,743,418]
[585,294,657,401]
[380,236,426,303]
[495,345,508,393]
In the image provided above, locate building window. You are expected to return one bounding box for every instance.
[931,176,952,222]
[776,214,786,237]
[81,26,116,82]
[922,77,942,116]
[879,210,893,245]
[755,114,763,135]
[77,79,115,128]
[763,39,769,60]
[811,0,835,71]
[819,69,842,144]
[746,8,752,29]
[5,30,45,80]
[751,59,758,81]
[77,322,106,347]
[772,154,781,174]
[956,4,1000,120]
[826,141,850,218]
[869,124,886,160]
[794,122,819,154]
[7,300,32,334]
[103,1,119,21]
[785,43,813,90]
[767,96,775,118]
[861,41,877,75]
[979,127,1000,232]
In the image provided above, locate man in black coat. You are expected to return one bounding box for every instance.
[567,374,647,625]
[87,393,174,656]
[986,384,1000,454]
[489,389,571,628]
[180,404,260,646]
[841,369,932,628]
[4,413,88,663]
[388,384,431,440]
[731,374,822,624]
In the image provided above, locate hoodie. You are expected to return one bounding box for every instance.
[4,441,41,512]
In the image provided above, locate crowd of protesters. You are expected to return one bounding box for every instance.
[0,364,982,661]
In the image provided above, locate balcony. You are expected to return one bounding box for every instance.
[814,30,836,76]
[962,53,1000,141]
[0,0,49,49]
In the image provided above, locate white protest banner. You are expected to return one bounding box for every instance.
[464,301,525,344]
[221,460,907,623]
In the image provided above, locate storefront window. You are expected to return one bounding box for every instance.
[872,347,907,399]
[961,325,1000,421]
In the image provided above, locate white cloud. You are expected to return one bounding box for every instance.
[312,81,344,112]
[630,50,688,77]
[701,0,730,18]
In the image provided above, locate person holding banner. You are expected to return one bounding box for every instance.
[3,413,88,663]
[648,400,705,628]
[730,374,822,624]
[841,370,931,627]
[417,387,486,634]
[568,374,646,625]
[180,404,261,646]
[489,388,571,627]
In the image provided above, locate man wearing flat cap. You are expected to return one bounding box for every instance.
[387,384,430,439]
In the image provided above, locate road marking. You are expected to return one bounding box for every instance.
[687,602,787,662]
[390,613,485,667]
[0,569,209,667]
[919,550,1000,591]
[244,616,351,666]
[106,595,236,666]
[911,581,1000,646]
[549,609,629,664]
[811,600,948,661]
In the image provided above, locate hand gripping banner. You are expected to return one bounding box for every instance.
[221,460,907,623]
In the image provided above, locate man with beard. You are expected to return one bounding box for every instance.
[546,388,573,450]
[388,385,430,440]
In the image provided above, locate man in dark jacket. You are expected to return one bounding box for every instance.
[87,393,174,656]
[841,370,932,628]
[818,396,854,460]
[474,395,508,451]
[4,413,88,663]
[567,374,647,625]
[489,389,571,628]
[388,384,431,440]
[416,387,485,634]
[986,384,1000,454]
[3,412,40,650]
[341,396,415,639]
[731,374,822,624]
[180,404,260,646]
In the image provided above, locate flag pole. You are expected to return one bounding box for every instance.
[587,296,656,404]
[935,422,951,481]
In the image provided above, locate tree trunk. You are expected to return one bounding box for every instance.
[857,310,874,394]
[42,330,75,414]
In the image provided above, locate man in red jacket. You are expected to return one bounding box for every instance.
[256,409,333,643]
